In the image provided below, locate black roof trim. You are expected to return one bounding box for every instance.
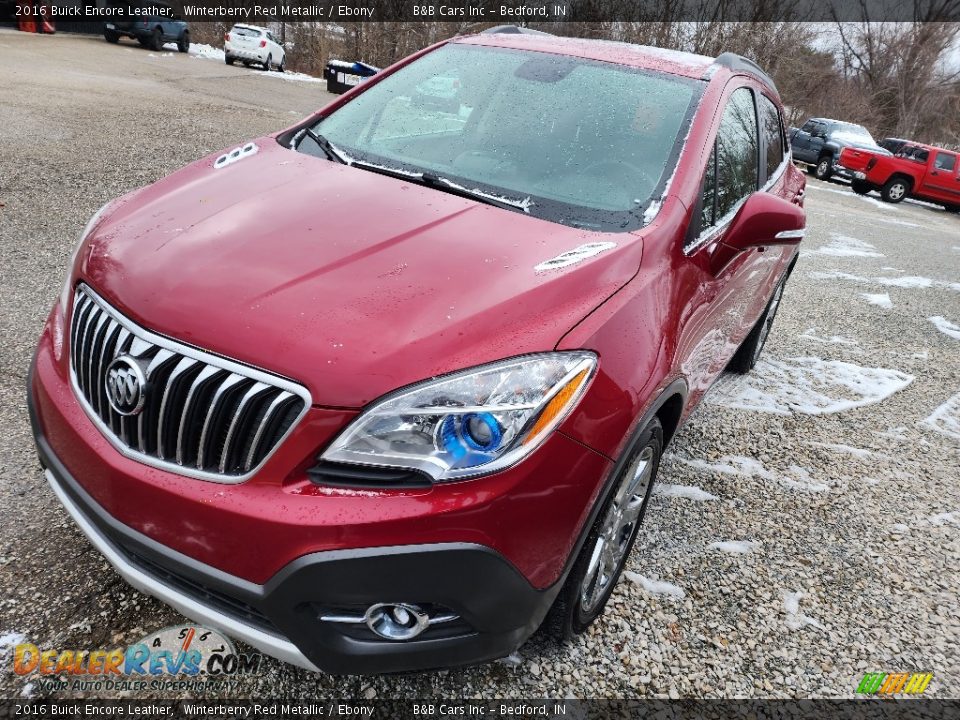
[482,25,552,36]
[710,52,778,93]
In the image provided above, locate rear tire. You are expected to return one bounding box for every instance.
[814,157,833,180]
[177,31,189,53]
[263,54,272,71]
[943,204,959,214]
[104,30,119,43]
[851,180,871,195]
[729,277,786,373]
[279,56,285,73]
[881,177,910,204]
[224,55,234,65]
[546,418,663,640]
[150,27,163,51]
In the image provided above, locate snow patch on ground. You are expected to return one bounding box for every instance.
[813,234,883,258]
[182,43,325,83]
[929,316,960,340]
[810,270,960,293]
[673,455,828,492]
[804,441,878,459]
[498,652,522,667]
[708,540,757,554]
[188,43,225,61]
[624,572,685,598]
[875,217,920,228]
[707,357,914,416]
[925,511,960,526]
[861,292,892,309]
[653,482,718,501]
[783,591,826,631]
[0,632,26,659]
[920,391,960,441]
[799,328,860,347]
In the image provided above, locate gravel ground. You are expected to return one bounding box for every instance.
[1,29,958,700]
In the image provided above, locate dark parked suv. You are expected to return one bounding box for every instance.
[103,0,190,52]
[789,117,888,180]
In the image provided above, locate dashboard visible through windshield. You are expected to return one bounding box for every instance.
[292,43,703,232]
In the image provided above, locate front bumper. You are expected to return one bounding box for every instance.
[28,307,612,673]
[32,395,561,674]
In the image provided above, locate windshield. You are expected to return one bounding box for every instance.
[299,43,702,232]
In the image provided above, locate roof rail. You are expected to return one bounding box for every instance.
[710,52,778,93]
[482,25,552,36]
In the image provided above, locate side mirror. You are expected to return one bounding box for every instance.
[284,41,294,50]
[712,192,805,273]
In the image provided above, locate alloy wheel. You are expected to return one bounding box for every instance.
[579,446,655,614]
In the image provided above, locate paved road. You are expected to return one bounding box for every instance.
[1,29,958,700]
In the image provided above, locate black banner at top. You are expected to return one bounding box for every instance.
[31,0,960,23]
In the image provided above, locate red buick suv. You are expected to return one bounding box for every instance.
[29,28,805,674]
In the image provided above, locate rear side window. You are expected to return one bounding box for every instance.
[759,94,784,180]
[935,152,957,172]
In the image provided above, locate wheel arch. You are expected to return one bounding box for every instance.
[555,378,687,582]
[888,172,915,190]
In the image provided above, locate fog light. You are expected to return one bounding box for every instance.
[364,603,430,640]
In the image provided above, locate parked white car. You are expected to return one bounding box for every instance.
[224,24,285,71]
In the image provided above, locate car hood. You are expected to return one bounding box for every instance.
[79,139,642,407]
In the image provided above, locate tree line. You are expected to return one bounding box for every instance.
[194,16,960,148]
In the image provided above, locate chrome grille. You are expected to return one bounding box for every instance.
[69,284,311,483]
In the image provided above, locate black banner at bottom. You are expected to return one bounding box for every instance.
[2,700,959,720]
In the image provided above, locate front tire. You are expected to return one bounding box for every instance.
[104,30,119,43]
[729,277,786,373]
[177,31,189,53]
[547,418,663,640]
[149,27,163,51]
[881,177,910,203]
[224,55,234,65]
[851,180,871,195]
[814,157,833,180]
[263,54,272,71]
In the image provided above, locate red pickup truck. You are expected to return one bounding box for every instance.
[839,143,960,211]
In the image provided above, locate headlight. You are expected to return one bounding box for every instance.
[321,352,597,482]
[59,200,116,316]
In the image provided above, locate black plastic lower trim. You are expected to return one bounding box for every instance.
[29,361,559,674]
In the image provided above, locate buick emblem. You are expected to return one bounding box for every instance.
[105,355,147,416]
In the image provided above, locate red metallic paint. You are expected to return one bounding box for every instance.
[33,35,805,594]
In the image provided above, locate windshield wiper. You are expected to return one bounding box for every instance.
[297,128,348,165]
[348,161,532,213]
